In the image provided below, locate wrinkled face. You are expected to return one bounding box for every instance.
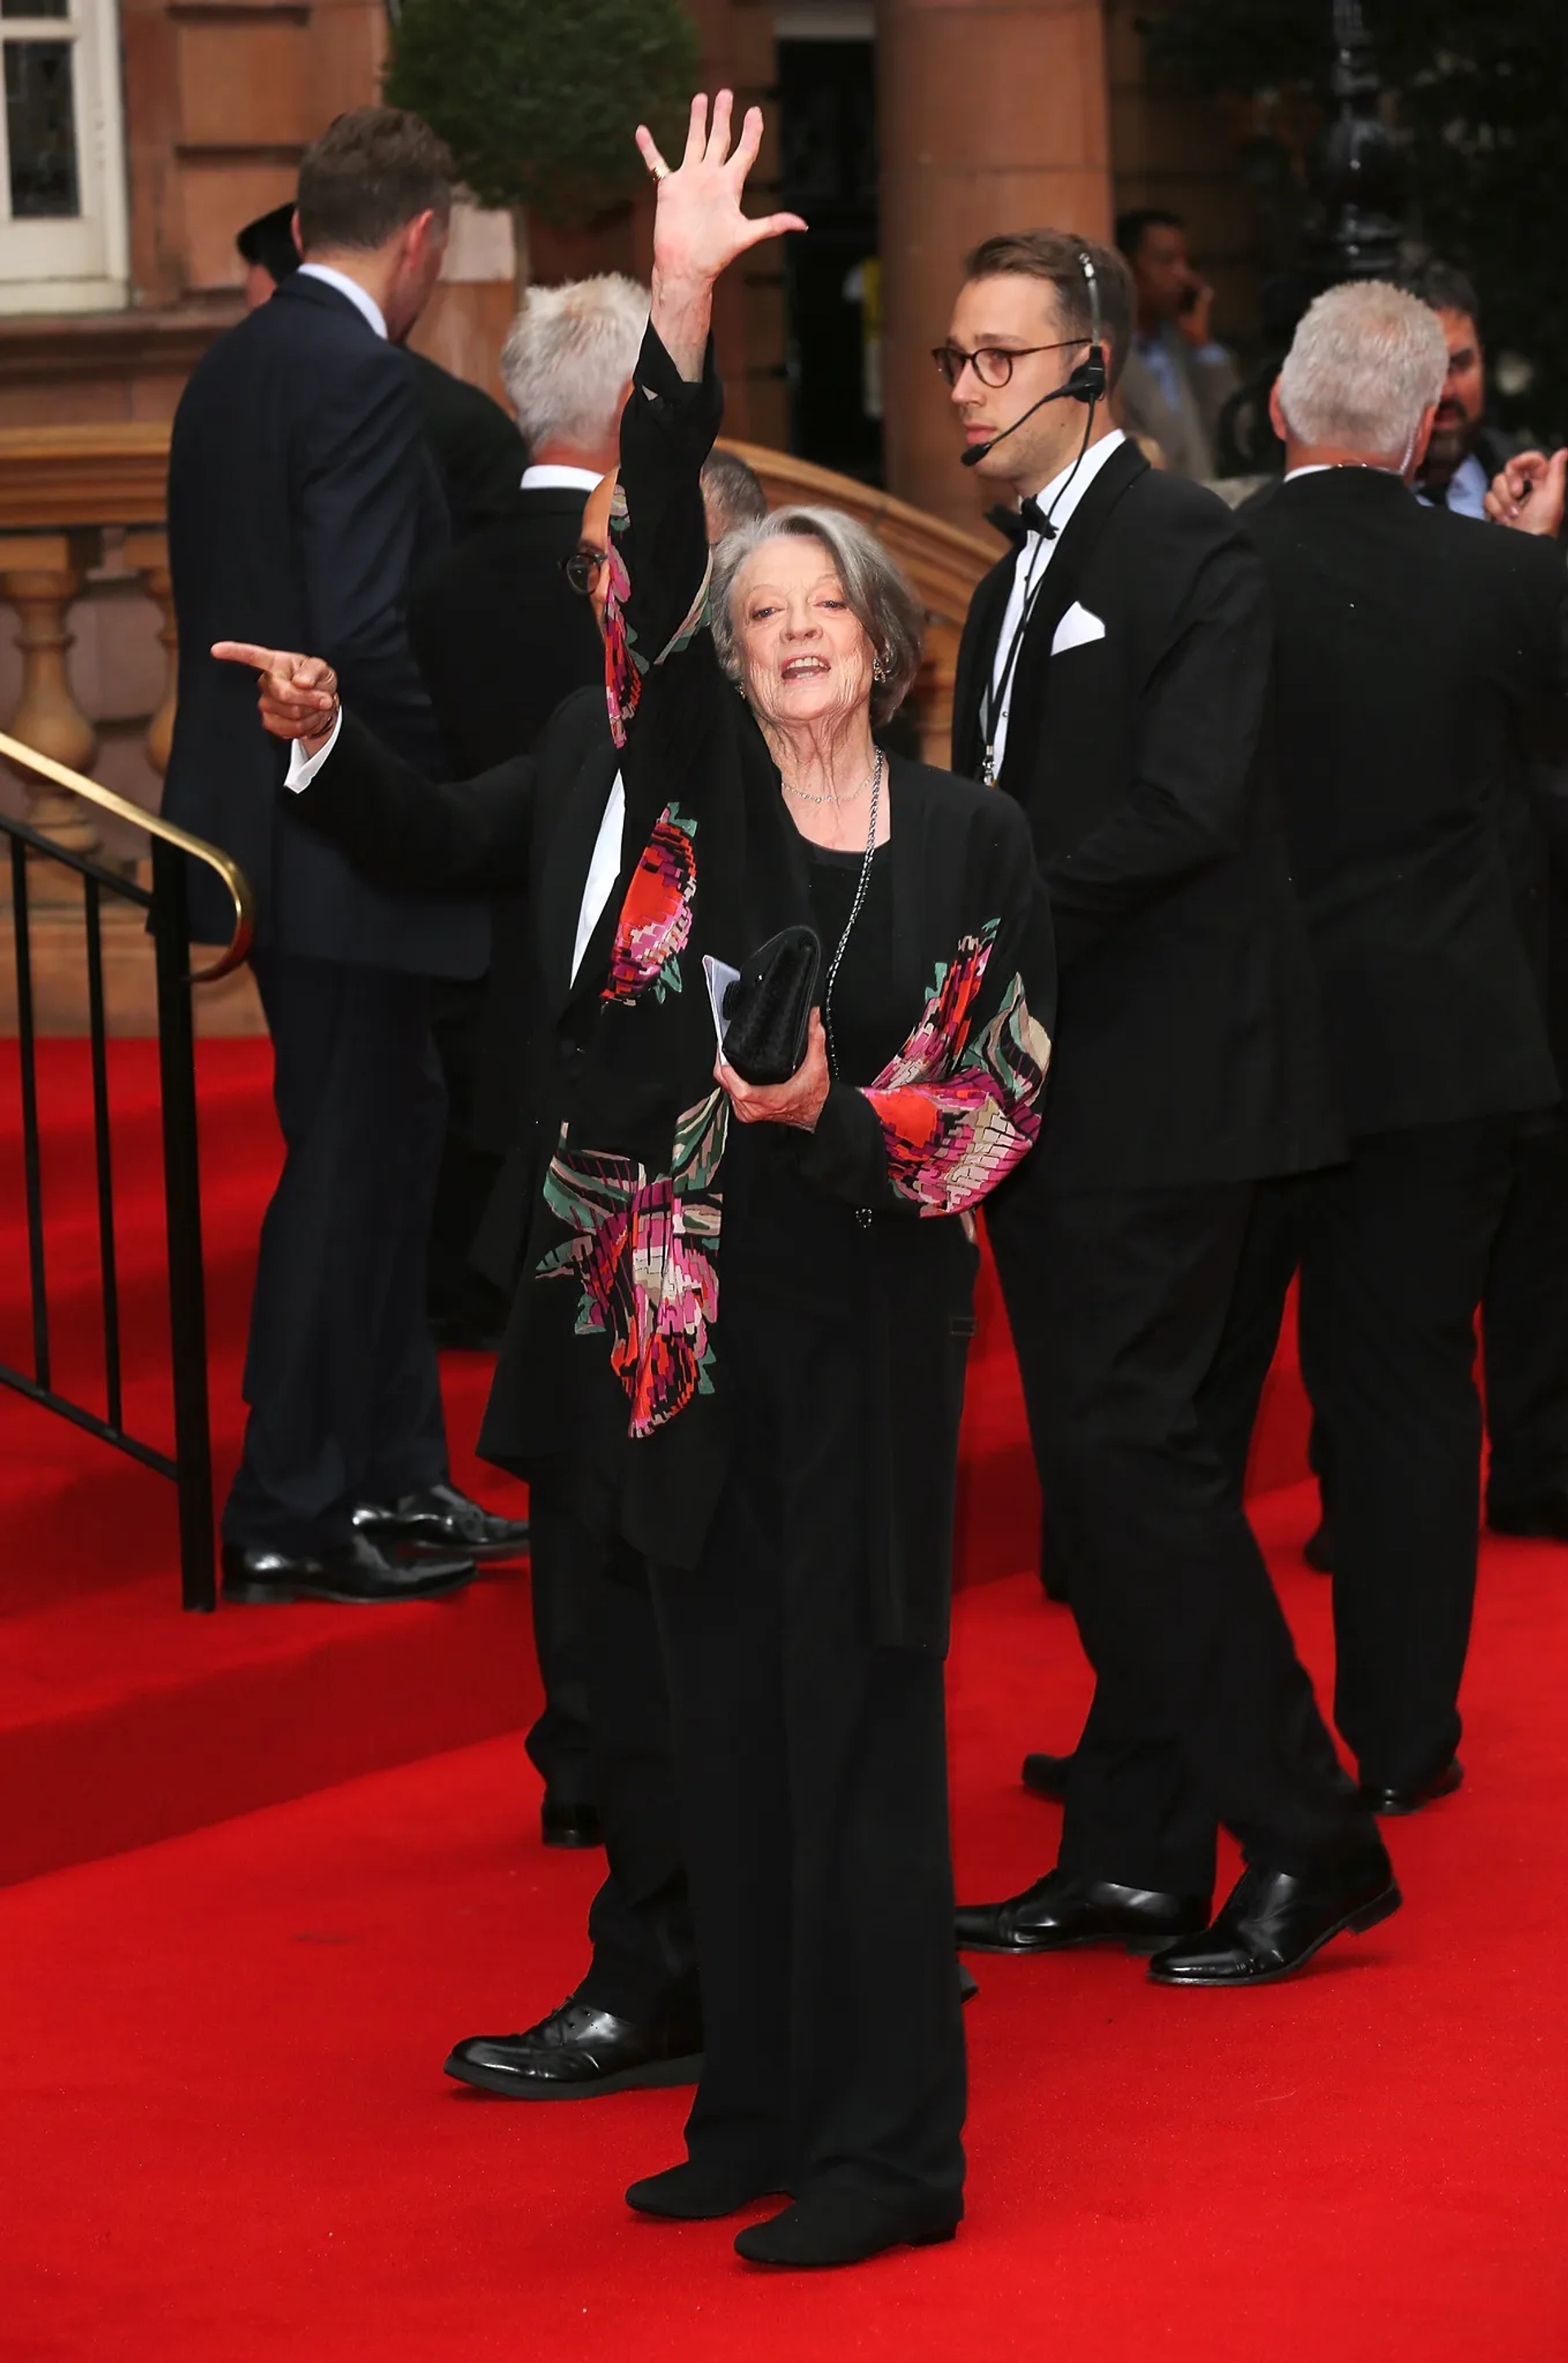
[733,535,876,733]
[1425,307,1485,475]
[1131,221,1196,323]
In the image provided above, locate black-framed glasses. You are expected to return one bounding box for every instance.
[930,338,1085,390]
[560,544,607,596]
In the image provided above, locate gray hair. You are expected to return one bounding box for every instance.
[500,273,648,450]
[708,506,924,724]
[1276,280,1448,462]
[700,448,768,537]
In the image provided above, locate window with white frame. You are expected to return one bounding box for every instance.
[0,0,127,313]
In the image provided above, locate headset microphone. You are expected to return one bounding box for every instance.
[960,247,1107,470]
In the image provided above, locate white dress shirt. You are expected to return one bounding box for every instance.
[287,725,625,988]
[519,461,603,496]
[983,428,1125,778]
[1415,451,1490,520]
[296,262,387,341]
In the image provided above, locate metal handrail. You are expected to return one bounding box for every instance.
[1,731,255,1612]
[0,728,253,980]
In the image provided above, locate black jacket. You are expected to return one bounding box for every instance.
[954,438,1339,1192]
[1242,466,1567,1137]
[163,272,487,977]
[408,487,604,776]
[407,350,528,546]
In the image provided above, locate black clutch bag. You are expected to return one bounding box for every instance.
[719,925,822,1086]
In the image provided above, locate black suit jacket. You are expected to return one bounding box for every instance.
[163,272,487,976]
[1241,466,1566,1137]
[409,485,604,775]
[407,350,529,545]
[954,438,1338,1192]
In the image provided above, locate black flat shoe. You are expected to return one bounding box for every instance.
[220,1535,475,1606]
[1147,1851,1401,1988]
[541,1793,604,1848]
[1358,1758,1463,1817]
[627,2160,791,2220]
[352,1482,529,1562]
[734,2188,959,2269]
[1021,1750,1073,1801]
[956,1869,1209,1955]
[444,1998,702,2100]
[1487,1491,1568,1543]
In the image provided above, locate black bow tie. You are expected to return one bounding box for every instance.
[987,497,1054,547]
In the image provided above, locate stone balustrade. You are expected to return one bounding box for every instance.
[0,422,1000,1032]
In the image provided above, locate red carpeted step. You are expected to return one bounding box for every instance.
[0,1037,1313,1886]
[2,1503,1563,2361]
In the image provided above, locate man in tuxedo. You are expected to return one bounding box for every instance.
[1404,261,1521,519]
[1203,281,1567,1815]
[943,230,1394,1987]
[1114,208,1237,481]
[235,199,529,542]
[214,461,702,2093]
[164,108,527,1606]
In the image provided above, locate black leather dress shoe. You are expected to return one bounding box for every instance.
[1487,1490,1568,1543]
[1358,1758,1463,1817]
[1147,1849,1401,1987]
[734,2188,959,2268]
[1021,1750,1073,1801]
[444,1998,702,2099]
[220,1536,475,1606]
[353,1482,528,1562]
[541,1793,604,1848]
[956,1870,1209,1955]
[627,2160,791,2221]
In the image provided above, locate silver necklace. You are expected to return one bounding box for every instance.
[821,747,883,1083]
[782,761,875,808]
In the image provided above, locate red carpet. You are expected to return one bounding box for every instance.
[3,1492,1566,2360]
[4,1040,1563,2353]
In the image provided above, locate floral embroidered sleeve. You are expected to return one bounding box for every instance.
[795,806,1056,1216]
[601,322,724,749]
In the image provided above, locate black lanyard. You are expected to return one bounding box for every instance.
[978,542,1053,789]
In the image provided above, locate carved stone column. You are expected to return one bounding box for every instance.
[877,0,1112,528]
[0,530,101,876]
[124,529,177,782]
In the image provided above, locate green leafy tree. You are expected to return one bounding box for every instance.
[385,0,699,285]
[1147,1,1568,433]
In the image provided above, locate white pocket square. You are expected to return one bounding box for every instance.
[1051,601,1106,654]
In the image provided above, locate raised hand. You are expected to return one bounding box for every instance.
[636,91,805,288]
[212,640,340,746]
[1484,448,1568,537]
[635,92,805,379]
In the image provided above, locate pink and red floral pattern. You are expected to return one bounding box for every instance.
[603,802,697,1005]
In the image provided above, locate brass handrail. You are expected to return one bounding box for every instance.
[0,728,253,981]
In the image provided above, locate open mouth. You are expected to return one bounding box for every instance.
[781,657,830,682]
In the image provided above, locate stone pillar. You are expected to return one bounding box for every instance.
[124,529,177,782]
[0,532,100,877]
[877,0,1112,528]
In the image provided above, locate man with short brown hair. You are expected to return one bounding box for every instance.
[165,109,526,1605]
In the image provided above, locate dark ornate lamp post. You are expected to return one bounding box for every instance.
[1307,0,1406,288]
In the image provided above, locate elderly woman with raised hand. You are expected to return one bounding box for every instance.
[216,92,1054,2269]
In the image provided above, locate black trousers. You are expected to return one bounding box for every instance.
[1483,1123,1568,1516]
[652,1299,965,2210]
[425,974,509,1339]
[224,953,450,1554]
[987,1176,1371,1900]
[520,1482,596,1812]
[1203,1119,1514,1791]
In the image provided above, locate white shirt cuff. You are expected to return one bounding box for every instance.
[284,707,343,792]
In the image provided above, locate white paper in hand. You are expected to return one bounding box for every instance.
[703,953,742,1054]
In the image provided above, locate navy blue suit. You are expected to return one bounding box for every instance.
[165,272,487,1553]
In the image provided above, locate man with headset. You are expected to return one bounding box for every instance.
[942,230,1395,1986]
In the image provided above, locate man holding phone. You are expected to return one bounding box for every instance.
[1114,208,1238,480]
